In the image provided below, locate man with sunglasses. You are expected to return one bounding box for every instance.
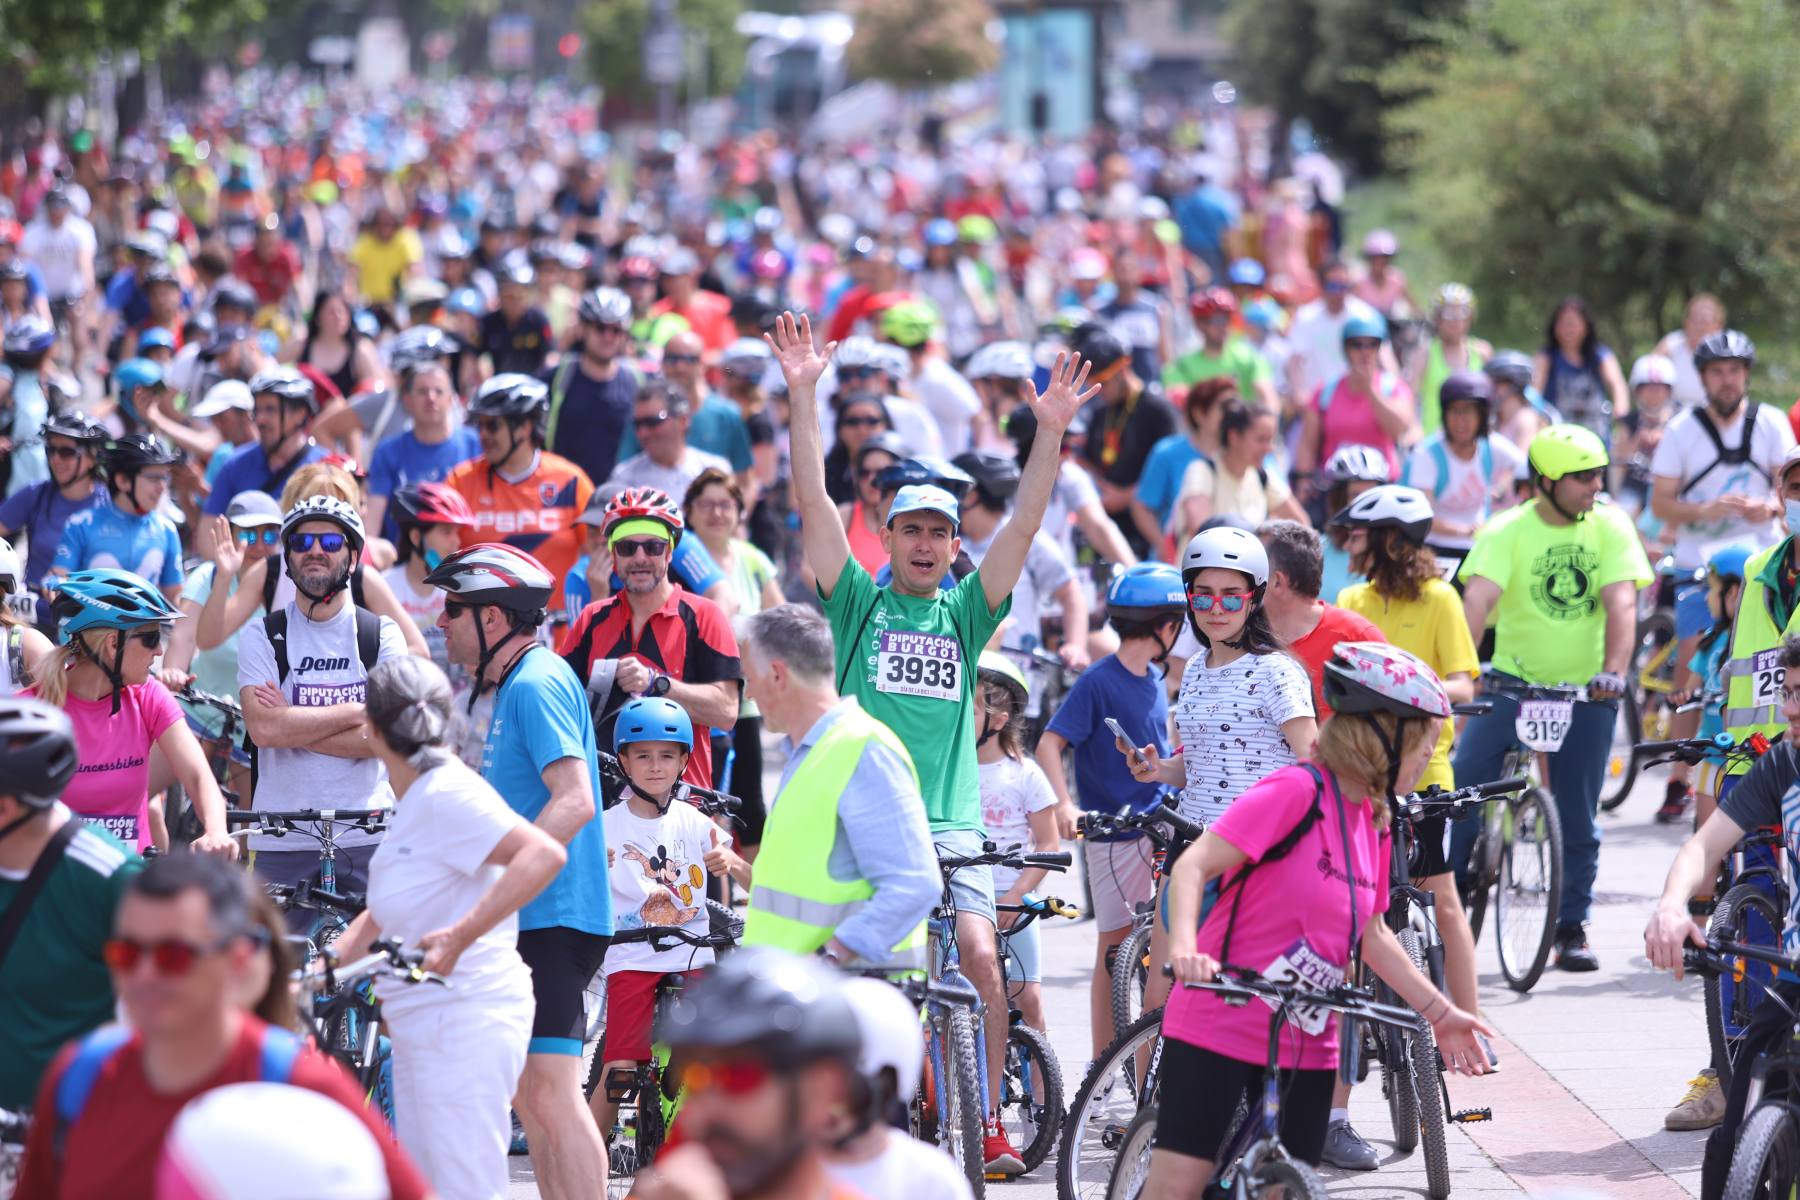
[612,331,757,492]
[50,433,185,605]
[447,373,594,612]
[1453,424,1652,971]
[0,413,106,628]
[542,286,640,486]
[236,495,409,895]
[13,853,429,1200]
[610,380,733,502]
[201,366,326,525]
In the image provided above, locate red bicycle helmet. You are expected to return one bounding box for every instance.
[1190,287,1239,321]
[601,485,684,538]
[392,481,476,528]
[620,256,659,281]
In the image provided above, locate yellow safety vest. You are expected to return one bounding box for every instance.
[743,703,929,967]
[1723,539,1800,775]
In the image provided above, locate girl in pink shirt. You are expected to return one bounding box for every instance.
[1298,312,1416,482]
[1144,642,1490,1193]
[27,568,236,856]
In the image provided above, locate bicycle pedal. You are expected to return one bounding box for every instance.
[986,1172,1010,1181]
[1450,1108,1493,1124]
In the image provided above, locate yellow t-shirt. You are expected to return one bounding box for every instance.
[1338,578,1480,791]
[348,229,423,305]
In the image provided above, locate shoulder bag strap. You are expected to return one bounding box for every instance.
[0,815,83,973]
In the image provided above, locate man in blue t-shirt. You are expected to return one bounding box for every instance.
[51,434,184,603]
[0,413,107,624]
[203,367,326,526]
[365,358,481,541]
[1034,562,1185,1059]
[429,541,611,1200]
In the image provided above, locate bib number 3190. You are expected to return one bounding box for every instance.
[1516,699,1574,752]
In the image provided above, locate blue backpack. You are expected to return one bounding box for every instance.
[1407,434,1495,502]
[52,1023,301,1154]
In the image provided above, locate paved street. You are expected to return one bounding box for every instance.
[514,761,1709,1198]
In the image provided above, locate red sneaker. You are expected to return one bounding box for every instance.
[983,1122,1025,1175]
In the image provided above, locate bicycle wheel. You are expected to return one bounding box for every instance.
[1597,681,1640,812]
[1109,923,1152,1043]
[1246,1157,1329,1200]
[1398,931,1451,1200]
[1494,788,1564,992]
[942,1005,987,1195]
[581,970,609,1099]
[1103,1105,1157,1200]
[1723,1102,1800,1200]
[1706,883,1782,1095]
[1380,1013,1419,1154]
[1056,1008,1166,1200]
[997,1022,1064,1173]
[1462,799,1505,943]
[604,1066,666,1200]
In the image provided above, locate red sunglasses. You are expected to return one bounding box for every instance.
[673,1057,772,1097]
[103,934,244,976]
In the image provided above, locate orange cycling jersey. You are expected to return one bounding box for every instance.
[445,451,594,609]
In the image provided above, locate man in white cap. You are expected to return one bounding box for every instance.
[768,310,1097,1174]
[146,379,256,497]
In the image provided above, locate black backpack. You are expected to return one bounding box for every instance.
[245,606,383,802]
[1679,402,1769,498]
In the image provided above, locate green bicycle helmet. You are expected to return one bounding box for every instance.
[878,299,940,349]
[976,652,1029,714]
[1527,423,1609,482]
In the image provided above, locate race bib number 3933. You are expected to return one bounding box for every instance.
[875,631,962,701]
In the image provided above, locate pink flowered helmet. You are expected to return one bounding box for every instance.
[1323,642,1451,721]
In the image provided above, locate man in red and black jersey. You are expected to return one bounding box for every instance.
[559,486,741,795]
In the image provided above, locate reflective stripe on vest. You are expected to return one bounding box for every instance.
[1723,541,1795,772]
[743,703,928,966]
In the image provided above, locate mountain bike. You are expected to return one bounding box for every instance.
[225,807,389,951]
[996,893,1081,1173]
[297,937,446,1127]
[1105,966,1426,1200]
[582,918,742,1199]
[1057,1006,1168,1200]
[164,686,250,844]
[934,841,1072,1193]
[1599,560,1684,812]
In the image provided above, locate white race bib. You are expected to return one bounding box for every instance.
[1260,939,1343,1037]
[1753,648,1783,709]
[874,631,963,701]
[1515,699,1574,752]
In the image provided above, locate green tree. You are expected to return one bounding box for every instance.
[0,0,266,92]
[846,0,997,87]
[1387,0,1800,345]
[1226,0,1453,175]
[583,0,745,101]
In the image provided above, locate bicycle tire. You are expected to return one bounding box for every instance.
[1399,929,1451,1200]
[1381,1014,1419,1154]
[1109,923,1152,1043]
[999,1022,1065,1173]
[1463,798,1506,943]
[1723,1102,1800,1200]
[943,1005,987,1196]
[1103,1105,1157,1200]
[604,1065,667,1200]
[581,970,609,1099]
[1706,883,1782,1095]
[1246,1157,1329,1200]
[1494,788,1563,992]
[1597,681,1640,812]
[1056,1007,1166,1200]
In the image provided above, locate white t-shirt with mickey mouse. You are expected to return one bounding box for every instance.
[601,798,721,976]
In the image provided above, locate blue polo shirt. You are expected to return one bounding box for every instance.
[203,442,327,515]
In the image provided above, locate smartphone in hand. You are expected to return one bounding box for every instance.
[1104,717,1146,767]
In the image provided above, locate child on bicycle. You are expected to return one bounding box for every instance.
[594,697,736,1136]
[976,653,1061,1045]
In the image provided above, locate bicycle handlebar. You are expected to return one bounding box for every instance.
[999,643,1080,676]
[1451,701,1494,717]
[598,751,742,817]
[178,685,245,721]
[1638,732,1768,766]
[1683,939,1800,979]
[1076,802,1203,845]
[304,937,449,995]
[266,880,365,917]
[1394,777,1529,819]
[225,808,390,827]
[851,967,982,1011]
[1161,963,1420,1031]
[936,843,1072,874]
[608,923,740,951]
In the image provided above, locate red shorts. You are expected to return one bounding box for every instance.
[600,969,688,1063]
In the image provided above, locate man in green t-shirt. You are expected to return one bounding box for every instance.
[0,699,143,1110]
[1162,287,1279,411]
[1451,424,1651,973]
[769,310,1095,1173]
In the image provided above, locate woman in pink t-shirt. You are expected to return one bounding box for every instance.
[26,568,236,857]
[1296,311,1416,482]
[1144,642,1490,1193]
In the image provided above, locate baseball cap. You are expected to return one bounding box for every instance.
[886,484,961,532]
[1781,444,1800,485]
[224,491,283,527]
[201,325,250,360]
[191,379,255,419]
[576,484,625,527]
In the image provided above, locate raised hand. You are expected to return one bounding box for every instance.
[209,516,244,576]
[764,311,837,391]
[1025,350,1100,439]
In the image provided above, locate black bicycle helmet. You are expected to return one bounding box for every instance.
[0,698,79,809]
[657,947,861,1063]
[912,456,976,503]
[248,366,319,414]
[952,450,1022,507]
[854,431,911,471]
[1694,329,1756,371]
[1438,369,1492,410]
[0,260,28,284]
[1481,350,1534,392]
[576,287,632,328]
[102,433,180,476]
[1070,325,1127,371]
[211,279,259,315]
[41,412,107,445]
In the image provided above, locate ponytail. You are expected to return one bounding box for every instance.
[30,640,82,708]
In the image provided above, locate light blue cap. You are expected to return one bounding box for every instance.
[886,484,961,532]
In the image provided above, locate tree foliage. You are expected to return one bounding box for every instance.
[0,0,265,91]
[846,0,997,87]
[1225,0,1453,175]
[583,0,746,101]
[1386,0,1800,345]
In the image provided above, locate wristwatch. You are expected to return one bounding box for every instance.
[648,672,672,698]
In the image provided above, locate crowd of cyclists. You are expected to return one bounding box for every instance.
[0,71,1793,1200]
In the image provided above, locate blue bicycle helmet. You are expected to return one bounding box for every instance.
[3,317,54,357]
[1227,258,1266,287]
[1708,543,1755,583]
[613,697,694,752]
[924,218,958,248]
[1341,312,1389,344]
[1106,562,1188,621]
[115,357,164,394]
[53,567,182,635]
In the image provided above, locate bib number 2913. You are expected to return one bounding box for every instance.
[875,631,962,702]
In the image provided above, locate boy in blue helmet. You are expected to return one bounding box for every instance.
[594,696,737,1137]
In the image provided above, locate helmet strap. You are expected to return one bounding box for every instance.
[1535,475,1584,525]
[1360,713,1407,799]
[0,806,43,846]
[468,609,533,713]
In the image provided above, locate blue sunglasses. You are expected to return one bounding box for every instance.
[286,532,348,554]
[236,527,281,545]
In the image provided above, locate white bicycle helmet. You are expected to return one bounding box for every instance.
[1181,526,1269,588]
[965,341,1034,383]
[156,1082,390,1200]
[1333,484,1434,543]
[423,542,555,613]
[0,536,31,623]
[280,495,367,557]
[841,977,924,1100]
[1629,353,1678,389]
[1323,444,1392,485]
[1323,641,1451,721]
[835,336,880,370]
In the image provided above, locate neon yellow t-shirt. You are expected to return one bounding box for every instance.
[1458,500,1652,685]
[1338,578,1480,791]
[348,229,424,305]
